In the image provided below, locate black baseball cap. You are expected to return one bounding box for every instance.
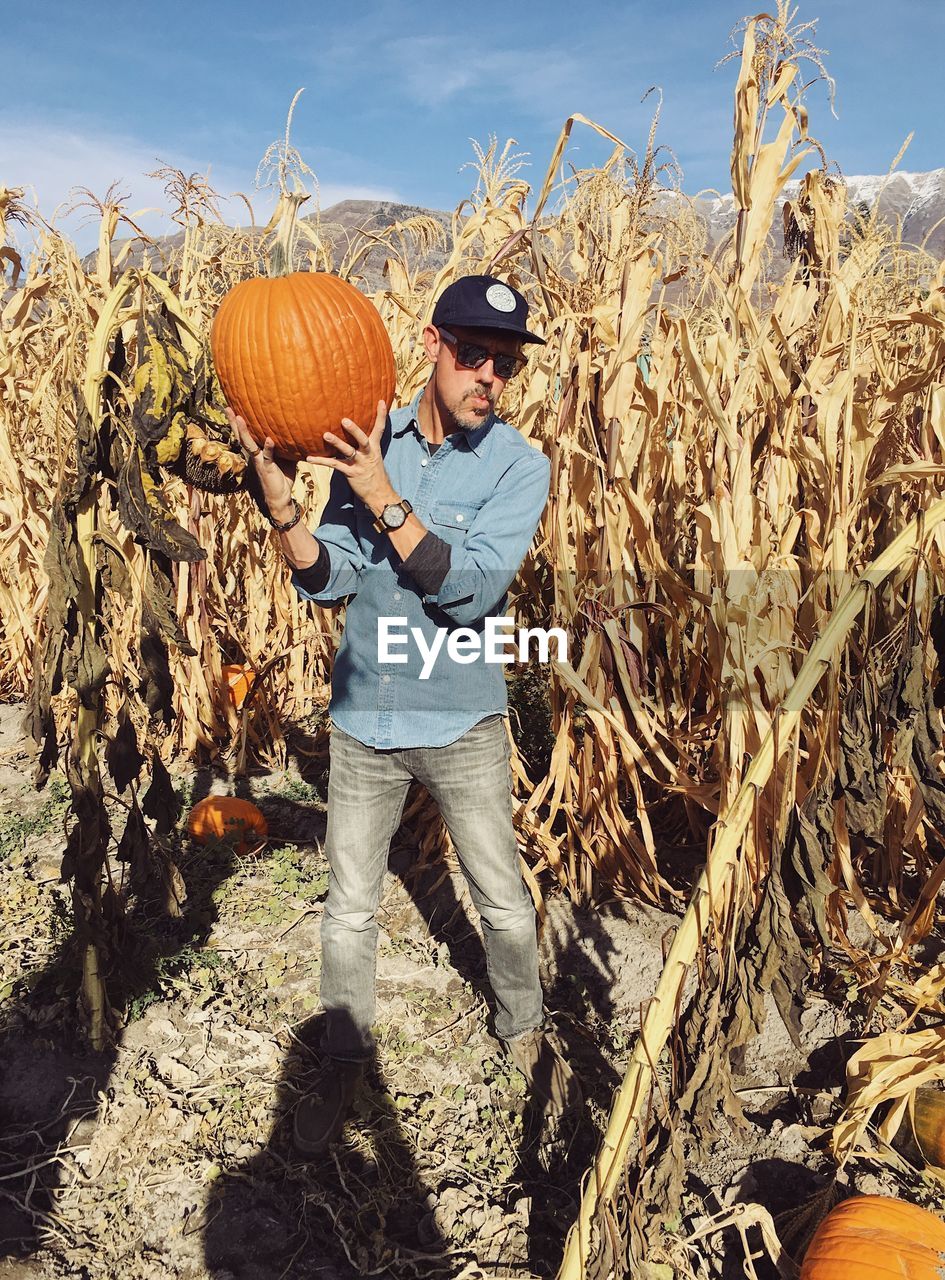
[430,275,545,345]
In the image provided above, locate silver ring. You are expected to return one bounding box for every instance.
[347,447,358,460]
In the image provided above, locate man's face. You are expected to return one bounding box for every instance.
[424,325,525,431]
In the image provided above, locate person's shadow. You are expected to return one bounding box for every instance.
[2,728,639,1279]
[202,1009,455,1280]
[198,782,619,1279]
[198,799,487,1280]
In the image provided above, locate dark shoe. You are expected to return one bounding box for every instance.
[505,1028,582,1116]
[292,1060,364,1156]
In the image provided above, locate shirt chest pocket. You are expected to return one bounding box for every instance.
[428,501,482,547]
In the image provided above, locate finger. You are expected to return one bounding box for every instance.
[225,407,249,438]
[225,405,249,440]
[323,431,358,459]
[306,456,353,472]
[259,437,297,480]
[225,407,263,456]
[339,419,370,449]
[372,400,388,435]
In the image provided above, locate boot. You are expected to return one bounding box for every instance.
[292,1060,364,1157]
[505,1028,582,1116]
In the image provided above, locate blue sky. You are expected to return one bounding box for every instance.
[4,0,943,251]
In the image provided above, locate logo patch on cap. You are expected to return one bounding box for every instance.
[485,283,516,313]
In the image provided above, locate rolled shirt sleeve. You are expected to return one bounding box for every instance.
[291,538,331,595]
[291,470,363,604]
[401,531,452,597]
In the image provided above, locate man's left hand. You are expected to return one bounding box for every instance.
[309,400,397,515]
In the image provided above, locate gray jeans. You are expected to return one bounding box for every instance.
[320,714,543,1059]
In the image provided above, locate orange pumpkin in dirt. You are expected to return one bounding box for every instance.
[221,663,256,710]
[187,796,267,853]
[210,272,395,461]
[911,1088,945,1168]
[800,1194,945,1280]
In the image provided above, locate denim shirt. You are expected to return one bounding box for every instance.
[292,387,551,748]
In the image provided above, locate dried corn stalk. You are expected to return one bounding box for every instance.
[1,7,944,1077]
[831,1025,945,1167]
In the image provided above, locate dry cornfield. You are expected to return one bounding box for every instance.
[3,4,945,1275]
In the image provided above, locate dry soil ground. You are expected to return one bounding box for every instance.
[0,702,934,1279]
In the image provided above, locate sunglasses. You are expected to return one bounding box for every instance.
[437,327,526,380]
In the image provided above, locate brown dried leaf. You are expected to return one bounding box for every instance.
[142,755,180,836]
[832,1025,945,1165]
[106,703,145,793]
[138,598,175,727]
[117,446,205,563]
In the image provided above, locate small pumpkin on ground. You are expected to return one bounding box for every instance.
[910,1087,945,1169]
[221,663,256,710]
[800,1193,945,1279]
[210,272,396,461]
[187,796,268,854]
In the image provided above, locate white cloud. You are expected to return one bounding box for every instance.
[380,31,724,174]
[386,35,585,116]
[1,119,401,254]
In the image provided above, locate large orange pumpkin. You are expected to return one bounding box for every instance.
[187,796,268,854]
[210,272,395,461]
[800,1194,945,1279]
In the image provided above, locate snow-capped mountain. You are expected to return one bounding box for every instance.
[687,167,945,260]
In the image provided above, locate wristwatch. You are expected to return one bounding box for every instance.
[372,498,413,533]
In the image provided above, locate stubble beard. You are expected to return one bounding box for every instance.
[448,384,496,432]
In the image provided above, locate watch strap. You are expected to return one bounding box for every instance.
[372,497,413,533]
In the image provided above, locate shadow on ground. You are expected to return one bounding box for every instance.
[0,752,324,1265]
[1,716,664,1278]
[202,1012,457,1280]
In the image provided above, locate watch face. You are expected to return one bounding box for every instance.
[383,503,408,529]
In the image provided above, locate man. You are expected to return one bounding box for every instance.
[227,275,579,1156]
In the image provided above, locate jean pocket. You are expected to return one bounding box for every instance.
[329,722,364,757]
[469,714,511,763]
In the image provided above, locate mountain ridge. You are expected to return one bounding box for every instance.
[690,167,945,257]
[321,165,945,266]
[85,166,945,284]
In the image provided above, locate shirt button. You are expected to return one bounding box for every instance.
[382,674,391,684]
[393,592,401,601]
[456,514,464,522]
[421,459,428,467]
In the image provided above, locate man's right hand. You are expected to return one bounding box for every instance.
[225,407,297,523]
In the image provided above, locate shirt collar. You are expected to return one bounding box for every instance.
[392,385,492,457]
